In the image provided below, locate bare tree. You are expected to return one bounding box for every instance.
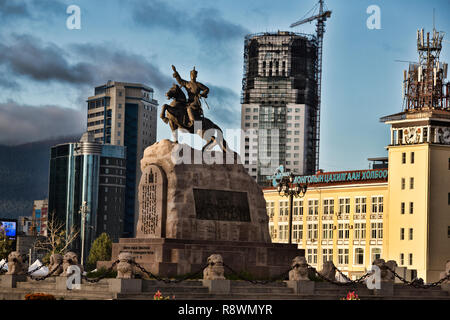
[33,215,80,256]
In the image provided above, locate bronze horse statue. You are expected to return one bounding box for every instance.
[160,84,229,153]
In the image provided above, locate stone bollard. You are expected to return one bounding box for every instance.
[0,251,27,288]
[202,254,230,294]
[6,251,26,275]
[440,260,450,293]
[49,253,63,276]
[109,252,141,294]
[61,252,83,276]
[319,261,336,282]
[394,266,407,284]
[372,259,395,296]
[56,252,84,290]
[116,252,135,279]
[285,256,315,295]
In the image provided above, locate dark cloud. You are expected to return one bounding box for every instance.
[0,0,30,19]
[0,34,94,84]
[0,33,240,132]
[0,100,85,145]
[0,0,65,23]
[132,0,249,45]
[0,73,19,89]
[70,43,173,92]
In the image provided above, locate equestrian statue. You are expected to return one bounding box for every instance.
[160,65,230,153]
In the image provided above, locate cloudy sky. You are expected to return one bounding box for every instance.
[0,0,449,171]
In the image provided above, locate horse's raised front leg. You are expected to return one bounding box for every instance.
[160,105,169,124]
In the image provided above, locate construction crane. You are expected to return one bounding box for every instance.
[290,0,331,172]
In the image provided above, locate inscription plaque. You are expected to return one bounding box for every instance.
[137,165,167,238]
[193,189,251,222]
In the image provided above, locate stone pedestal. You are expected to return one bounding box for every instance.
[102,238,302,279]
[202,279,230,294]
[108,279,142,293]
[373,282,394,296]
[285,280,315,295]
[100,140,304,277]
[0,275,26,288]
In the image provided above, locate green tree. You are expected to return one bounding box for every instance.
[0,232,14,261]
[86,233,112,271]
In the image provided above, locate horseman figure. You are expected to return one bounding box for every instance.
[160,65,230,153]
[171,65,209,127]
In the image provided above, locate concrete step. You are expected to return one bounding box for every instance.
[231,287,293,294]
[231,281,287,288]
[16,282,56,290]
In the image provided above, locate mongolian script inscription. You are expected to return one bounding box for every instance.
[137,165,167,238]
[141,181,158,235]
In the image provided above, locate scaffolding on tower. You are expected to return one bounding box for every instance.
[290,0,332,172]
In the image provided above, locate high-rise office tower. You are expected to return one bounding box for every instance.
[240,31,319,184]
[48,132,127,258]
[86,81,158,237]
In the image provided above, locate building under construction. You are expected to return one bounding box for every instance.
[240,31,319,183]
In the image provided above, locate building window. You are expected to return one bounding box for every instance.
[323,199,334,215]
[400,228,405,240]
[401,178,405,190]
[410,177,414,189]
[322,248,333,263]
[409,228,413,240]
[409,202,414,214]
[293,200,303,216]
[354,248,364,265]
[279,200,289,216]
[409,253,413,265]
[338,223,350,239]
[266,201,275,218]
[354,223,366,239]
[401,202,405,214]
[400,253,404,265]
[278,224,288,241]
[371,223,383,239]
[308,200,319,215]
[371,196,383,213]
[402,152,406,164]
[269,225,276,239]
[338,249,349,265]
[322,223,333,239]
[371,248,382,263]
[307,249,318,265]
[355,197,367,214]
[307,223,318,240]
[293,224,303,242]
[338,198,350,214]
[411,152,415,164]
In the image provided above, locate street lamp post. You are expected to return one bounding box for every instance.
[78,201,89,267]
[276,173,307,244]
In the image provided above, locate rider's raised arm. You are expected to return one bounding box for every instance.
[172,66,187,87]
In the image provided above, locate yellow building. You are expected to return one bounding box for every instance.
[264,169,389,279]
[264,28,450,282]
